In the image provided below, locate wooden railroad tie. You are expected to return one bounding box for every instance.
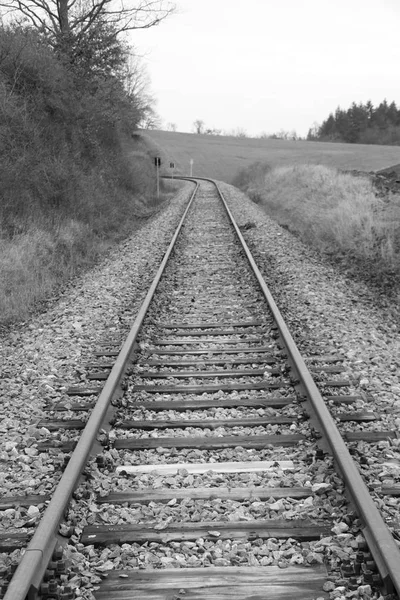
[93,565,329,600]
[130,382,283,394]
[35,430,398,452]
[161,321,264,328]
[45,395,359,412]
[37,411,377,431]
[81,518,333,545]
[97,486,313,505]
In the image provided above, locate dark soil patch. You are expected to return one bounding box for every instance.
[344,163,400,198]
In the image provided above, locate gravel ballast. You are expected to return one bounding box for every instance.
[0,182,194,500]
[1,179,399,600]
[219,181,399,410]
[219,181,400,514]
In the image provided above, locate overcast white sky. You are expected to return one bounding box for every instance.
[133,0,400,137]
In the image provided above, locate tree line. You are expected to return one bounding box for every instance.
[174,101,400,147]
[190,120,300,140]
[307,100,400,145]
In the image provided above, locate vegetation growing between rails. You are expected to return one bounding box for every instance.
[0,22,172,326]
[233,164,400,280]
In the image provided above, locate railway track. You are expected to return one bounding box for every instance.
[1,178,400,600]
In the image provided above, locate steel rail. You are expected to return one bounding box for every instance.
[4,181,199,600]
[210,178,400,595]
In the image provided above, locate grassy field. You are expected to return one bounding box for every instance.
[141,130,400,183]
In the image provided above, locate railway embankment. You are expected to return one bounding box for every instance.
[0,182,194,500]
[1,179,399,507]
[1,179,400,599]
[0,25,169,328]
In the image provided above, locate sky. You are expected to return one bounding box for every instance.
[133,0,400,137]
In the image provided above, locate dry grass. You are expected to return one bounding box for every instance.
[141,130,400,184]
[0,25,174,327]
[0,224,98,323]
[239,164,400,274]
[0,169,176,327]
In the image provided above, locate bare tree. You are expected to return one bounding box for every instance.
[0,0,175,45]
[124,54,161,128]
[233,127,248,138]
[222,127,248,138]
[139,106,161,129]
[166,122,177,131]
[193,119,204,134]
[205,127,221,135]
[270,129,299,141]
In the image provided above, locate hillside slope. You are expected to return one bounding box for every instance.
[141,130,400,183]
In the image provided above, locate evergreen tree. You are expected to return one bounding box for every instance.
[310,99,400,145]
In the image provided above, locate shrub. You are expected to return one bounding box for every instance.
[233,162,400,274]
[231,161,271,191]
[0,23,164,324]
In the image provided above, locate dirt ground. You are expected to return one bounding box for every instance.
[373,163,400,197]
